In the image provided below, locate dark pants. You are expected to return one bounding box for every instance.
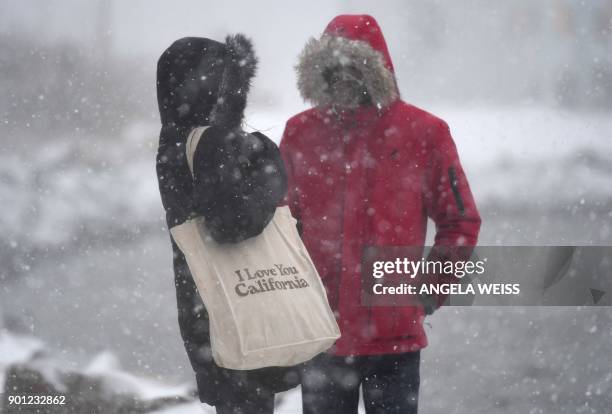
[215,391,275,414]
[302,351,421,414]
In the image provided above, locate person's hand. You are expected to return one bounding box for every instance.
[417,293,437,315]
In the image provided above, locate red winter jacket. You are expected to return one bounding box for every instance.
[280,15,481,356]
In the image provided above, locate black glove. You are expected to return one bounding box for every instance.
[418,293,437,315]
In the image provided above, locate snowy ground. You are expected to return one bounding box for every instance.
[1,106,611,412]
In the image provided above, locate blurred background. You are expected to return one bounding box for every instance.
[1,1,611,413]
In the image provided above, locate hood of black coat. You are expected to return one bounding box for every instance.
[156,35,286,244]
[156,35,257,129]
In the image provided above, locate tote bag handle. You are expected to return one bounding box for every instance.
[185,126,210,178]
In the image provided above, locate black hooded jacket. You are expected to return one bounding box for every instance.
[155,36,297,405]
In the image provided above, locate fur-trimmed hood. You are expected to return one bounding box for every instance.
[156,35,257,129]
[296,15,399,109]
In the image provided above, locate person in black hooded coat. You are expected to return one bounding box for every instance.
[155,35,299,412]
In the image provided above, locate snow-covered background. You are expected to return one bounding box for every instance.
[1,1,611,413]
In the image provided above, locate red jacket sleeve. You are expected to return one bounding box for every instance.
[424,120,481,309]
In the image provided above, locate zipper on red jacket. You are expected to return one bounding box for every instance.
[336,131,349,320]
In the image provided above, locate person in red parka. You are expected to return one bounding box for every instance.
[279,15,481,414]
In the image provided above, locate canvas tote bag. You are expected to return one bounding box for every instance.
[170,126,340,370]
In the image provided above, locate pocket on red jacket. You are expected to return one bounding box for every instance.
[367,306,424,341]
